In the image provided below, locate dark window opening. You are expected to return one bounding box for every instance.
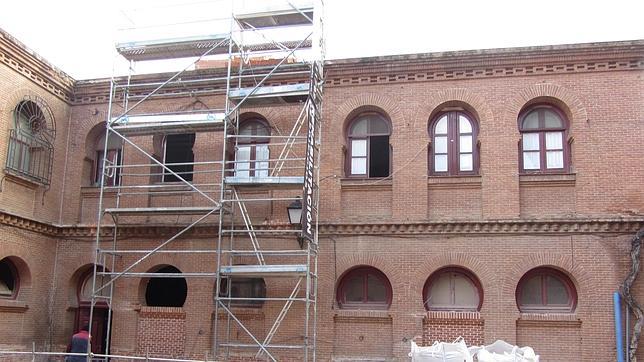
[0,258,18,299]
[94,132,123,187]
[336,266,392,310]
[369,135,390,177]
[145,266,187,307]
[163,134,195,182]
[346,112,391,178]
[219,277,266,307]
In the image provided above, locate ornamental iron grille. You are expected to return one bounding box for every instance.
[5,96,55,185]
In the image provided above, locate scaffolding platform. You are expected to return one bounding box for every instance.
[104,206,220,216]
[110,113,226,136]
[116,34,230,61]
[220,264,308,277]
[224,176,304,188]
[235,7,314,29]
[229,83,309,105]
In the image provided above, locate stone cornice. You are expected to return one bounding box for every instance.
[0,210,641,239]
[0,28,75,103]
[325,40,644,87]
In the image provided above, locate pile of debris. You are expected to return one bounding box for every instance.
[409,338,539,362]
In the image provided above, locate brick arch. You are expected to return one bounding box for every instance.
[335,94,402,137]
[412,252,497,300]
[334,252,406,304]
[238,106,303,136]
[506,83,588,127]
[0,88,57,141]
[68,263,110,307]
[0,254,32,302]
[0,88,41,116]
[420,88,494,127]
[499,253,592,311]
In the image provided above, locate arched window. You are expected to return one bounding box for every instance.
[144,266,188,307]
[235,119,270,178]
[0,258,19,299]
[78,267,111,303]
[423,267,482,311]
[94,133,123,186]
[346,113,391,178]
[518,105,570,173]
[336,266,392,310]
[163,133,195,182]
[516,267,577,313]
[6,97,55,184]
[218,277,266,307]
[429,111,478,175]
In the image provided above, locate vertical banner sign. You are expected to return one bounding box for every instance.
[301,64,319,241]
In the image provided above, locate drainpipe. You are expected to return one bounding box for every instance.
[614,292,625,362]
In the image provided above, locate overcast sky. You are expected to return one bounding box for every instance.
[1,0,643,80]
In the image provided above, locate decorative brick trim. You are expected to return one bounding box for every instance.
[0,210,641,239]
[517,314,581,328]
[138,306,185,319]
[0,210,59,236]
[412,254,495,296]
[334,94,402,136]
[425,311,481,321]
[519,174,576,188]
[505,83,588,125]
[421,88,494,125]
[320,219,644,236]
[0,29,74,103]
[0,299,28,313]
[333,310,392,323]
[334,254,404,294]
[499,253,593,310]
[326,60,643,89]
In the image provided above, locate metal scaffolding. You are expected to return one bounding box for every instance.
[87,0,324,361]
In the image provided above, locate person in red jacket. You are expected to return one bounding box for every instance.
[65,323,90,362]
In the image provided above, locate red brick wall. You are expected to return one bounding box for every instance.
[422,312,484,346]
[1,34,643,362]
[137,307,186,358]
[333,312,393,359]
[516,316,582,362]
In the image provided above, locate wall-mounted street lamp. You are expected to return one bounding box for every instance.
[287,197,304,248]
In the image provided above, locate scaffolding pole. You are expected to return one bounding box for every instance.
[86,0,324,360]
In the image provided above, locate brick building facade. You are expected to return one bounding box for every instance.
[0,27,643,361]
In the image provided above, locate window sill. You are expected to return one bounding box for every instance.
[427,175,482,189]
[3,172,43,190]
[340,177,392,191]
[151,182,194,192]
[333,309,392,322]
[519,173,576,187]
[0,299,28,313]
[80,186,117,197]
[517,313,581,327]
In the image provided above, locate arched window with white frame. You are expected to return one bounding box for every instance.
[235,119,270,178]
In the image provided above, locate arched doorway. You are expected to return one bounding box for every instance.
[74,266,111,356]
